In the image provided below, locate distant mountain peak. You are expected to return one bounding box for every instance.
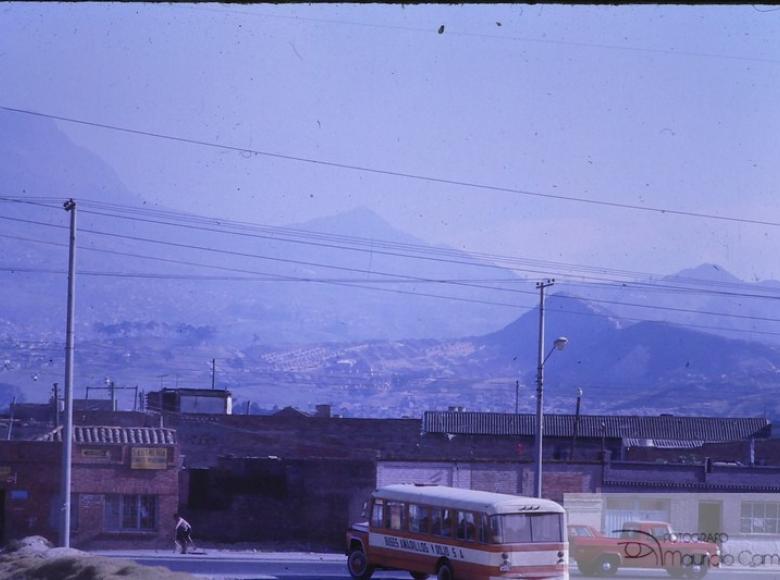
[665,263,742,285]
[481,294,620,350]
[289,206,423,245]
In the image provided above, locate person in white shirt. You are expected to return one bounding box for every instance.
[174,513,193,554]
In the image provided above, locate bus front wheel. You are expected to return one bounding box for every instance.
[436,561,454,580]
[347,547,374,580]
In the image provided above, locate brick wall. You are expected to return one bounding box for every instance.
[0,439,179,549]
[182,456,375,550]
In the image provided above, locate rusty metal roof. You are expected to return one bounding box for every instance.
[423,412,771,442]
[38,425,176,445]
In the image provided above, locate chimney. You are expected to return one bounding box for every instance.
[315,404,332,418]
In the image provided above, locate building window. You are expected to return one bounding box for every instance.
[741,501,780,534]
[104,494,158,531]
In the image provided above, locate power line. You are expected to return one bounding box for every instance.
[55,198,780,295]
[77,204,780,295]
[4,261,780,327]
[3,219,780,336]
[2,106,779,228]
[5,195,780,301]
[74,203,780,299]
[11,214,780,326]
[183,5,780,66]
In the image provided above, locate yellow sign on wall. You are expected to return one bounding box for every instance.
[130,447,168,470]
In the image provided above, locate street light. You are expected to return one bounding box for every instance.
[533,335,569,498]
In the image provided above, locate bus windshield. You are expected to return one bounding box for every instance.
[490,512,563,543]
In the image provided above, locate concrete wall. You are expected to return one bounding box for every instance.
[377,460,602,502]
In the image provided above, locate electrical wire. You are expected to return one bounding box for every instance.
[5,195,780,301]
[4,215,780,328]
[2,106,779,228]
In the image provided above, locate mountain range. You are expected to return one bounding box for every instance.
[2,109,780,418]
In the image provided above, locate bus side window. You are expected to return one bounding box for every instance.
[385,501,404,531]
[440,508,454,538]
[489,515,502,543]
[477,513,488,543]
[409,504,429,533]
[457,511,476,542]
[430,508,443,536]
[371,499,384,529]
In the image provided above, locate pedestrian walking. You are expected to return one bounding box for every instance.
[174,512,193,554]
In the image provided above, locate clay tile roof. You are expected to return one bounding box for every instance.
[38,425,176,445]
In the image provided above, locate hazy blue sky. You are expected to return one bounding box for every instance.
[2,3,779,280]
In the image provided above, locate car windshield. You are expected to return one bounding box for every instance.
[490,513,563,543]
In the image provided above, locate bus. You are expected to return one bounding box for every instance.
[346,484,568,580]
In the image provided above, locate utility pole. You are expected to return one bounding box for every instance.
[515,380,520,415]
[569,388,583,462]
[86,382,136,410]
[60,198,76,547]
[52,383,60,429]
[534,278,555,499]
[102,378,117,411]
[7,396,16,440]
[211,358,216,390]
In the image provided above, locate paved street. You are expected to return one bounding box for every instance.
[97,552,780,580]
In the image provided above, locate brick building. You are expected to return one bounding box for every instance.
[0,425,179,549]
[54,406,777,550]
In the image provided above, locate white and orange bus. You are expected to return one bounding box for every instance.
[346,484,568,580]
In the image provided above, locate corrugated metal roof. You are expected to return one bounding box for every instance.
[623,438,704,449]
[38,425,176,445]
[423,412,771,442]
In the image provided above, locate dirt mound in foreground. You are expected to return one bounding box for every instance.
[0,537,195,580]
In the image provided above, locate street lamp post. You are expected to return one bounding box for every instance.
[533,336,569,498]
[533,279,569,499]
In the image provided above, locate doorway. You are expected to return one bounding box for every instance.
[698,501,723,540]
